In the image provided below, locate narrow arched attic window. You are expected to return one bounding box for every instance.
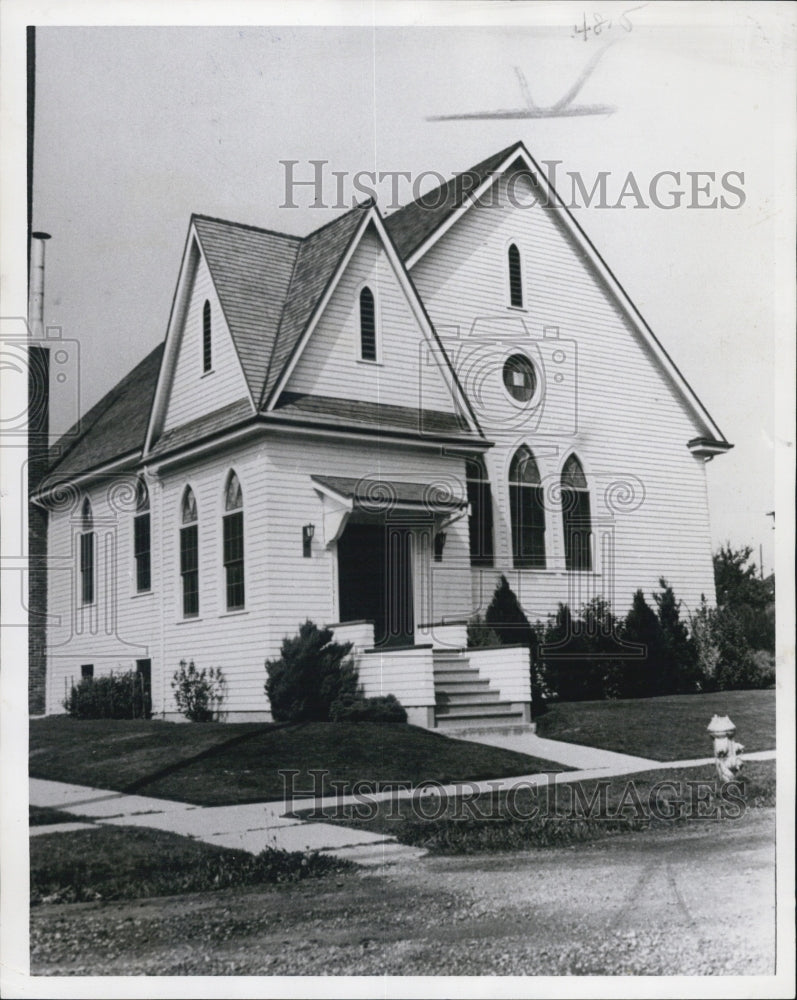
[508,243,523,308]
[202,300,212,374]
[509,446,545,569]
[80,497,95,605]
[223,471,245,611]
[359,286,377,362]
[180,486,199,618]
[466,457,494,567]
[561,454,592,572]
[134,477,151,593]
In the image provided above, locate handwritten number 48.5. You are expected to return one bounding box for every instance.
[573,5,647,41]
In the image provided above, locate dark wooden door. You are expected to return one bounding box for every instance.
[337,523,414,648]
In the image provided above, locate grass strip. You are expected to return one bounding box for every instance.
[297,760,775,854]
[30,825,352,906]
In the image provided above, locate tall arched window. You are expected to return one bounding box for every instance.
[561,454,592,572]
[508,243,523,308]
[359,286,377,361]
[509,446,545,568]
[202,300,212,373]
[223,471,245,611]
[180,486,199,618]
[80,497,95,605]
[466,457,494,567]
[134,477,151,593]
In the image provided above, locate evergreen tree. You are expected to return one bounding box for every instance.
[620,589,662,697]
[653,578,699,694]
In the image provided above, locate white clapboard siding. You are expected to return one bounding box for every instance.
[46,474,162,714]
[259,434,473,661]
[355,646,436,708]
[468,646,532,704]
[285,229,457,414]
[162,251,251,433]
[47,432,477,717]
[410,169,717,617]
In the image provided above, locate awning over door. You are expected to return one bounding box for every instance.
[311,474,468,546]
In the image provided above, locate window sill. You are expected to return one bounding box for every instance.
[507,305,528,313]
[131,590,154,599]
[356,358,383,366]
[200,369,215,379]
[219,609,248,618]
[175,616,202,624]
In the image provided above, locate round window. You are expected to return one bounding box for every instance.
[502,353,537,402]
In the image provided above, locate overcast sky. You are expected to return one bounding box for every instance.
[31,5,793,574]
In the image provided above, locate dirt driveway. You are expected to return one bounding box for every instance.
[31,808,775,976]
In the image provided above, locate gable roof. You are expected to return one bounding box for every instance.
[260,200,371,407]
[384,141,522,261]
[386,140,730,446]
[192,216,300,402]
[47,140,730,482]
[46,343,163,481]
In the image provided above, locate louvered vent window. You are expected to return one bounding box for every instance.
[508,243,523,308]
[359,286,377,361]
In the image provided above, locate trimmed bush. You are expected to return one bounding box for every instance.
[329,693,408,723]
[265,620,358,722]
[171,660,226,722]
[538,598,627,702]
[484,575,543,713]
[64,671,150,720]
[466,613,501,649]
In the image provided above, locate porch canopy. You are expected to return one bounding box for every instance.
[311,473,467,546]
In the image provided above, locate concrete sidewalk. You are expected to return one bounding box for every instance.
[29,748,776,865]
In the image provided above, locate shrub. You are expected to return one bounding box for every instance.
[538,598,627,702]
[466,613,501,649]
[689,601,774,692]
[617,589,663,698]
[264,620,358,722]
[64,670,150,719]
[329,693,408,723]
[483,575,543,713]
[653,578,699,694]
[714,544,775,653]
[171,660,226,722]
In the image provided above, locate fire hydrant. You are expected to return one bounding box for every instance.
[707,714,744,782]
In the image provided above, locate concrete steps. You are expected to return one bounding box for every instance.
[433,650,526,730]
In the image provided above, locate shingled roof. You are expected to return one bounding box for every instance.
[47,343,164,479]
[260,200,370,406]
[192,216,300,403]
[47,145,526,480]
[384,141,524,260]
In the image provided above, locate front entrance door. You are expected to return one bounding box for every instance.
[337,522,414,647]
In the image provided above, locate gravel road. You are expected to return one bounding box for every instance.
[31,808,775,976]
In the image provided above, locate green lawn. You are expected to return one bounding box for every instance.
[296,759,776,853]
[30,718,569,805]
[30,825,350,905]
[536,689,775,760]
[29,805,87,826]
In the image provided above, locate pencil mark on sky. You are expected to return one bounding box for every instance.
[427,43,616,122]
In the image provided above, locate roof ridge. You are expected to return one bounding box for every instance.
[300,197,375,240]
[259,201,374,409]
[384,141,524,220]
[191,212,303,242]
